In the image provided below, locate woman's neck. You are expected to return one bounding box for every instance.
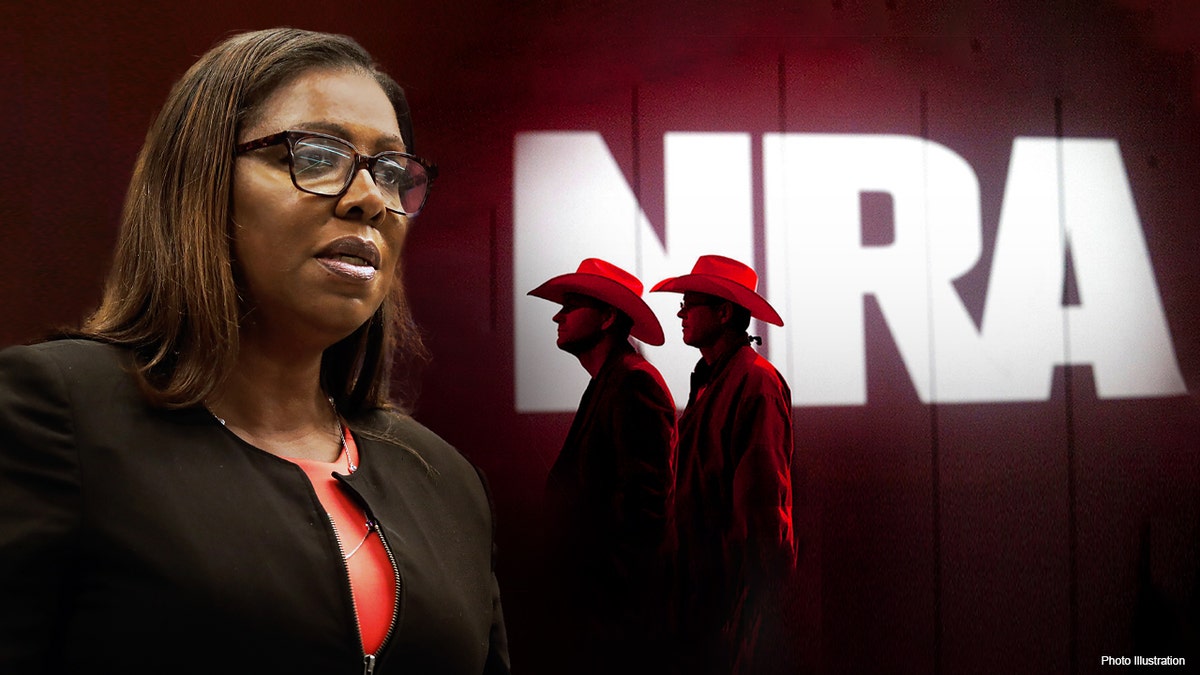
[206,338,343,462]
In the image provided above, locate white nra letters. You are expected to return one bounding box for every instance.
[513,132,1186,411]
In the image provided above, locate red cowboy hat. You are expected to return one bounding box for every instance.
[527,258,666,346]
[650,254,784,326]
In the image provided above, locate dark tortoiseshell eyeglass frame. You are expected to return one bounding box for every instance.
[235,130,439,216]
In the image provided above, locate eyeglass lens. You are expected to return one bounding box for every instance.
[291,135,431,215]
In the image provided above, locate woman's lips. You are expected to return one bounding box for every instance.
[315,236,381,281]
[317,255,377,281]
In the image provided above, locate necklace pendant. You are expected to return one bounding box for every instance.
[342,519,375,560]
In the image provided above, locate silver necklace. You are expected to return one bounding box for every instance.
[210,397,368,558]
[209,396,349,470]
[328,396,352,472]
[342,519,377,560]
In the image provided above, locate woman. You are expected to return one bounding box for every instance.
[0,28,509,674]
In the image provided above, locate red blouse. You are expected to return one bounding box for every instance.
[292,426,396,655]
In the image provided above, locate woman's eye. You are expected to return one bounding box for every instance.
[293,142,350,177]
[373,159,411,189]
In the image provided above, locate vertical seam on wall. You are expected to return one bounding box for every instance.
[1055,95,1080,675]
[489,206,498,332]
[774,52,789,371]
[921,87,944,675]
[632,85,643,276]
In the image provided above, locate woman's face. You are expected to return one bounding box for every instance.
[232,67,407,348]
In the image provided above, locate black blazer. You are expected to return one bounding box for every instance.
[0,339,509,675]
[546,343,677,571]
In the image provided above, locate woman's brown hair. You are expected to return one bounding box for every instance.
[81,27,429,414]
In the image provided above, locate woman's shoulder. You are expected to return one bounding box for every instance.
[0,339,130,389]
[350,408,479,480]
[0,339,150,452]
[2,337,123,360]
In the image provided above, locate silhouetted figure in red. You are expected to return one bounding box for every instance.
[528,258,677,674]
[652,255,797,675]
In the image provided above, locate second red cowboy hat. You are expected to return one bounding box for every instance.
[650,254,784,326]
[527,258,666,346]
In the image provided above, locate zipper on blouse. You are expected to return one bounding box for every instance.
[329,476,403,672]
[326,512,369,660]
[372,517,403,659]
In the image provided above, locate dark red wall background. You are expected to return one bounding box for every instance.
[2,2,1198,673]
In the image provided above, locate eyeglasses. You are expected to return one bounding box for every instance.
[235,130,439,216]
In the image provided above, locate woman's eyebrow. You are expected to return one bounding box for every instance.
[291,121,406,151]
[290,120,351,138]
